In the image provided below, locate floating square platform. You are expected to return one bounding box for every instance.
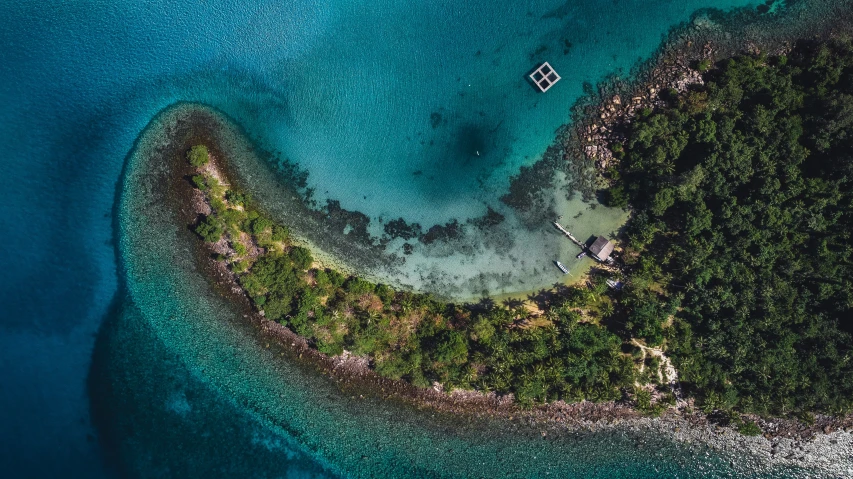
[530,62,561,92]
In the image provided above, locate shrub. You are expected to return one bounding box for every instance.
[344,277,375,296]
[187,145,210,167]
[232,260,250,274]
[634,387,664,416]
[241,211,259,233]
[219,209,246,228]
[375,284,395,304]
[737,421,762,436]
[317,338,344,356]
[239,254,303,321]
[271,225,289,242]
[225,190,246,206]
[471,317,496,344]
[191,174,208,191]
[605,186,629,209]
[799,412,816,425]
[610,142,625,159]
[650,187,675,216]
[209,197,226,215]
[435,331,469,365]
[251,217,273,236]
[195,216,223,243]
[206,176,225,197]
[289,246,313,271]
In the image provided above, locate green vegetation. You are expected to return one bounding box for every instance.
[607,39,853,415]
[187,144,210,167]
[187,165,638,407]
[195,215,223,243]
[696,58,713,73]
[633,387,666,417]
[225,189,246,206]
[737,421,762,437]
[191,174,208,191]
[182,38,853,420]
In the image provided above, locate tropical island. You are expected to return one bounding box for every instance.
[175,35,853,443]
[601,38,853,417]
[187,144,636,408]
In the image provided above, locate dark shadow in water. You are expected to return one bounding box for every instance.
[87,287,338,479]
[454,124,487,162]
[85,129,338,478]
[87,292,128,479]
[86,131,138,478]
[0,106,117,335]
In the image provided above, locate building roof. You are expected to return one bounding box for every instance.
[589,236,614,261]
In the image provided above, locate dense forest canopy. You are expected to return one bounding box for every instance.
[189,153,636,409]
[188,38,853,419]
[607,39,853,415]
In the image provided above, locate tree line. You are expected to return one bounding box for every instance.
[605,38,853,415]
[187,149,637,408]
[184,37,853,417]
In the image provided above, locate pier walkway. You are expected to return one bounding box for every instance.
[553,222,585,249]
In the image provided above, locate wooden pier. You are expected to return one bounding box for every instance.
[553,222,585,249]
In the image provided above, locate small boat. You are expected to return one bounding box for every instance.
[555,261,569,274]
[576,251,587,259]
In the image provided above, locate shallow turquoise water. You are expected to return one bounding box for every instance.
[99,103,823,479]
[262,0,748,224]
[2,0,843,477]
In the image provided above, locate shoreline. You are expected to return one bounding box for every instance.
[170,106,853,446]
[558,0,853,197]
[126,3,853,474]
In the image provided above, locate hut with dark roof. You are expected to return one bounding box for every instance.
[589,236,614,262]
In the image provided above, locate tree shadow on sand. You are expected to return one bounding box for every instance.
[527,283,575,311]
[501,298,526,310]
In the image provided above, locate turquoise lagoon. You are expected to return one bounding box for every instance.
[101,104,814,478]
[0,0,843,477]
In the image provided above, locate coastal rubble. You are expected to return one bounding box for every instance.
[180,109,853,477]
[161,6,853,467]
[555,1,853,204]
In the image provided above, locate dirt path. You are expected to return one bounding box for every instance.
[632,339,686,407]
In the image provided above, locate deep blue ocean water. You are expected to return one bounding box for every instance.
[1,1,839,477]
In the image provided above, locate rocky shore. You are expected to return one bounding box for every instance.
[171,130,852,477]
[558,0,853,198]
[158,2,853,472]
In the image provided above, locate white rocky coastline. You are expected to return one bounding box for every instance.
[184,108,852,477]
[621,418,853,477]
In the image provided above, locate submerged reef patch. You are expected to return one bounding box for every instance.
[103,1,853,476]
[110,100,853,478]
